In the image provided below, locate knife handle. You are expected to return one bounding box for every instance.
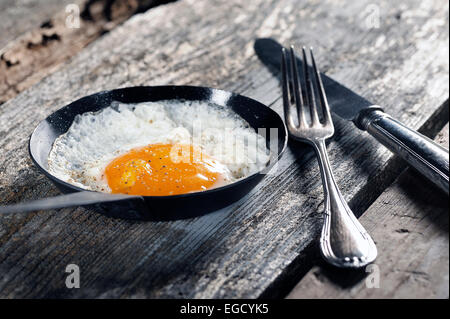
[355,108,449,195]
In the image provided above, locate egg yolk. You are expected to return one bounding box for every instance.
[104,144,229,196]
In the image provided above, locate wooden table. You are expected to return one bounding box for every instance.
[0,0,448,298]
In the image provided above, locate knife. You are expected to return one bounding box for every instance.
[254,38,449,195]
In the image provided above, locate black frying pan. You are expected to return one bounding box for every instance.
[1,86,287,220]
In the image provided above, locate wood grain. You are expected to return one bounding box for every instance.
[0,0,75,49]
[0,0,175,104]
[287,123,449,299]
[0,0,448,298]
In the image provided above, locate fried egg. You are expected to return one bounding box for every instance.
[48,100,270,196]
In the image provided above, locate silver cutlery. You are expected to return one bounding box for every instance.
[0,191,142,214]
[281,46,377,268]
[255,38,449,195]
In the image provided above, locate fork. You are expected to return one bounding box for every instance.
[281,46,377,268]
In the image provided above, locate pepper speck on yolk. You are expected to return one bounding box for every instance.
[104,144,229,196]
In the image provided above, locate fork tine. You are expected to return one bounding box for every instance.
[302,47,320,126]
[281,48,295,130]
[289,46,305,127]
[310,48,332,126]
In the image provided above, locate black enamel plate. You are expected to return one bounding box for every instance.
[29,86,287,220]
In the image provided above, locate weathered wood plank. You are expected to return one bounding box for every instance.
[0,0,75,49]
[287,123,449,299]
[0,0,176,104]
[0,0,448,298]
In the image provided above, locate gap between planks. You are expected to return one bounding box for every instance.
[0,0,177,105]
[262,100,449,299]
[286,121,449,299]
[0,0,448,298]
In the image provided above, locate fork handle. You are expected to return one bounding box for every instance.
[0,191,144,214]
[356,108,449,195]
[313,139,377,268]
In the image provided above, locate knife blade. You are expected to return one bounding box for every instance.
[254,38,449,194]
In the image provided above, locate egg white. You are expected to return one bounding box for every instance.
[48,100,270,193]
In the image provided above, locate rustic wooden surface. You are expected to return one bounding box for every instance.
[0,0,75,49]
[0,0,448,298]
[287,123,449,299]
[0,0,174,104]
